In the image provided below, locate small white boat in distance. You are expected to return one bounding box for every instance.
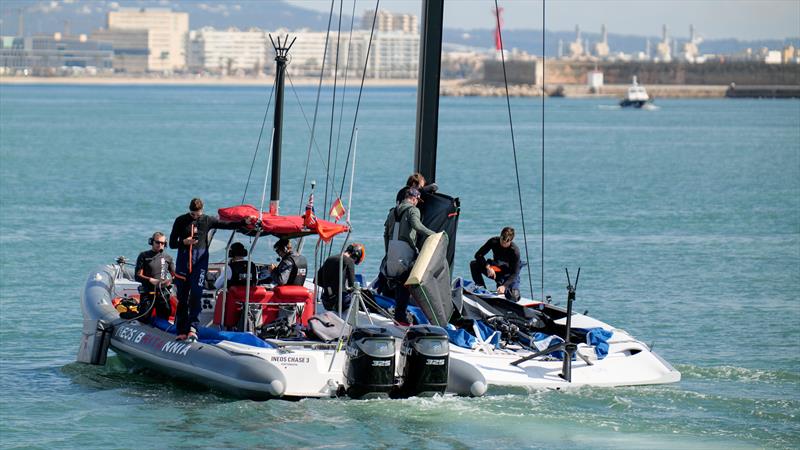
[620,76,652,108]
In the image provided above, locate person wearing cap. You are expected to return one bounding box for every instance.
[395,172,438,205]
[169,197,255,341]
[382,188,435,325]
[470,227,522,301]
[214,242,258,289]
[267,238,308,286]
[317,243,365,312]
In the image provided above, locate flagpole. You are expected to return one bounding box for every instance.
[346,128,358,225]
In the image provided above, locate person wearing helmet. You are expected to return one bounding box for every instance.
[316,243,365,312]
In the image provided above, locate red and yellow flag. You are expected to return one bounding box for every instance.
[329,197,346,222]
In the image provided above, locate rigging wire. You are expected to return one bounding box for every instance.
[330,0,358,201]
[324,0,345,218]
[541,0,546,301]
[336,0,381,200]
[298,0,337,214]
[286,72,334,172]
[240,81,276,204]
[494,0,535,298]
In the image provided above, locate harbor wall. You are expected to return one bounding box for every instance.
[483,60,800,86]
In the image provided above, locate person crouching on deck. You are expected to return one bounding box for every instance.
[469,227,522,301]
[170,198,254,342]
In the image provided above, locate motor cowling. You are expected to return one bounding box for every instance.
[396,325,449,397]
[345,326,397,398]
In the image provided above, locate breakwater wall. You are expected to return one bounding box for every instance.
[483,60,800,86]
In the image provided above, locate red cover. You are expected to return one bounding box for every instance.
[218,204,348,242]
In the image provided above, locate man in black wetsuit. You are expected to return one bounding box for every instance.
[268,238,307,286]
[135,231,175,322]
[469,227,522,301]
[169,198,254,341]
[395,172,438,205]
[317,242,365,311]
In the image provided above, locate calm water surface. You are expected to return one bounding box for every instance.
[1,84,798,449]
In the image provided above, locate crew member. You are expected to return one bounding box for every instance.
[134,231,175,323]
[214,242,258,289]
[395,172,438,205]
[170,198,254,341]
[317,242,365,311]
[470,227,522,301]
[383,188,435,325]
[268,238,308,286]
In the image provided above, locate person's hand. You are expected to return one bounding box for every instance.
[497,285,506,295]
[268,263,277,271]
[486,266,496,279]
[183,237,198,246]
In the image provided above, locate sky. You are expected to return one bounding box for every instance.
[287,0,800,40]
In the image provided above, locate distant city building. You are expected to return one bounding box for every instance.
[593,25,610,58]
[0,33,112,75]
[92,28,149,73]
[188,27,267,74]
[107,8,188,72]
[362,10,418,33]
[655,25,672,62]
[568,25,584,59]
[680,25,702,63]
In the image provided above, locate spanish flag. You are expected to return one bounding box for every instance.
[329,197,346,222]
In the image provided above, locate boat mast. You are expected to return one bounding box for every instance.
[414,0,445,183]
[268,35,295,215]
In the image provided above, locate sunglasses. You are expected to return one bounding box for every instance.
[154,241,167,246]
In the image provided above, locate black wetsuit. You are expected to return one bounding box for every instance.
[169,213,247,335]
[470,237,521,300]
[317,254,355,311]
[271,251,308,286]
[134,249,175,321]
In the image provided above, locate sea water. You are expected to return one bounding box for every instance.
[0,84,798,449]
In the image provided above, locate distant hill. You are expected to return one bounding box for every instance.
[2,0,796,56]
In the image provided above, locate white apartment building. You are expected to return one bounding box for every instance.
[362,10,418,34]
[107,8,188,72]
[277,29,418,79]
[189,27,267,74]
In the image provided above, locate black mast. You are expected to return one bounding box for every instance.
[268,35,295,214]
[414,0,444,183]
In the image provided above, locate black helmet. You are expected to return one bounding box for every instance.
[346,243,365,265]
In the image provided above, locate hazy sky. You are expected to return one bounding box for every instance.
[287,0,800,40]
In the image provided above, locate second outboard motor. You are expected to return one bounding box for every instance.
[345,326,397,398]
[396,325,450,398]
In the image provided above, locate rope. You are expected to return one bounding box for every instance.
[298,0,337,214]
[541,0,546,301]
[494,0,534,298]
[286,72,332,173]
[337,1,380,200]
[324,0,345,219]
[241,81,276,204]
[330,0,358,205]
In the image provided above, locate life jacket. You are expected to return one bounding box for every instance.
[228,259,258,286]
[383,207,417,279]
[284,252,308,286]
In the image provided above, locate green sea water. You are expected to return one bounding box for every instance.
[1,84,798,449]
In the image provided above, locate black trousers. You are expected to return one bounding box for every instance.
[469,259,521,301]
[140,290,172,323]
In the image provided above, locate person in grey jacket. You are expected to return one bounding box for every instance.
[382,188,434,324]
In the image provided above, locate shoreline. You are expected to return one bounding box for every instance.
[0,75,432,88]
[3,76,796,98]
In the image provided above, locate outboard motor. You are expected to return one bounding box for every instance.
[345,326,397,398]
[396,325,450,398]
[76,319,113,365]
